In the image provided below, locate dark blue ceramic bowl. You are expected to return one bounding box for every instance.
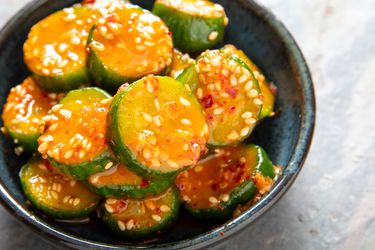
[0,0,315,249]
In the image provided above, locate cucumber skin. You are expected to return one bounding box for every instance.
[19,158,100,219]
[185,180,257,222]
[152,3,225,53]
[32,67,91,93]
[100,187,180,239]
[176,65,199,92]
[107,84,187,181]
[253,145,276,179]
[88,177,173,199]
[49,150,118,181]
[6,129,39,154]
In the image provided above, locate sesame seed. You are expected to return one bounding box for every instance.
[146,81,154,93]
[38,142,48,153]
[166,57,172,66]
[117,220,126,231]
[226,131,239,140]
[153,116,161,127]
[241,112,253,119]
[143,148,152,160]
[221,194,230,202]
[64,150,73,159]
[51,104,63,112]
[182,144,189,151]
[106,199,117,205]
[181,118,192,126]
[91,41,105,51]
[215,82,222,91]
[196,88,203,99]
[58,59,69,68]
[67,52,79,61]
[209,196,219,204]
[48,123,58,132]
[144,41,155,47]
[126,219,135,230]
[86,142,92,151]
[194,165,203,172]
[63,195,71,203]
[240,157,246,163]
[42,68,50,75]
[245,81,253,91]
[59,109,72,119]
[179,97,191,107]
[230,75,237,86]
[238,74,249,84]
[160,205,171,213]
[145,200,156,210]
[154,98,160,110]
[240,126,250,137]
[208,31,219,41]
[105,162,113,170]
[105,204,114,213]
[14,147,24,155]
[142,112,153,122]
[167,160,179,169]
[70,36,81,45]
[152,214,162,222]
[245,118,257,125]
[253,98,263,105]
[73,198,80,206]
[63,13,76,22]
[50,191,58,199]
[136,45,146,51]
[213,107,224,115]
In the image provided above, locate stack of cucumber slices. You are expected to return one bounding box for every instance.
[1,0,280,239]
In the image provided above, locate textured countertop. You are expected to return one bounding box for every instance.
[0,0,374,249]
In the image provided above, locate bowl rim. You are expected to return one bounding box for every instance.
[0,0,315,249]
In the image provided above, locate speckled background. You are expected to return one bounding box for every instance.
[0,0,374,249]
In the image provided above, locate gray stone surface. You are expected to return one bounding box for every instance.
[0,0,374,249]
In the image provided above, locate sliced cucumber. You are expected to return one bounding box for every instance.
[192,49,262,146]
[168,49,195,79]
[100,187,179,239]
[221,45,276,119]
[37,87,116,180]
[23,5,96,92]
[1,77,61,154]
[88,163,172,199]
[175,144,275,221]
[19,156,100,219]
[87,4,173,93]
[108,75,208,180]
[176,65,199,92]
[152,0,227,53]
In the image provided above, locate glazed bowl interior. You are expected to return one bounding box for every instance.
[0,0,315,249]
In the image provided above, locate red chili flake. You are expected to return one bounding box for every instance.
[106,14,116,23]
[168,31,172,37]
[207,114,213,121]
[201,95,214,108]
[114,200,128,214]
[220,231,225,236]
[45,161,54,172]
[269,82,278,95]
[229,105,236,112]
[259,94,264,101]
[85,0,96,3]
[245,175,251,181]
[140,179,150,188]
[225,88,237,99]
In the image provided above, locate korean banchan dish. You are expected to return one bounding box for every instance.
[1,0,281,240]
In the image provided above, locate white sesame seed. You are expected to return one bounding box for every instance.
[154,98,160,110]
[240,157,247,163]
[245,81,253,91]
[106,199,117,205]
[63,13,76,22]
[245,118,257,125]
[194,165,203,172]
[253,98,263,105]
[142,112,153,122]
[143,148,152,160]
[58,43,68,53]
[50,191,58,199]
[118,220,126,231]
[38,142,48,153]
[181,118,192,126]
[63,195,70,203]
[126,219,135,230]
[213,107,224,115]
[167,160,179,169]
[67,52,79,61]
[42,68,50,75]
[241,112,253,119]
[179,97,191,107]
[226,131,239,140]
[152,214,161,222]
[182,144,189,151]
[146,81,154,93]
[64,150,73,159]
[78,150,85,159]
[160,205,170,212]
[230,75,237,86]
[48,123,58,132]
[240,126,250,136]
[209,196,219,204]
[196,88,203,99]
[73,198,80,206]
[51,104,63,112]
[136,45,146,51]
[105,162,113,170]
[14,147,24,155]
[58,59,69,68]
[105,204,114,213]
[208,31,219,41]
[59,109,72,119]
[153,116,161,127]
[221,194,230,202]
[238,74,249,84]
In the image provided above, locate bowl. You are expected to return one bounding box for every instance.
[0,0,315,249]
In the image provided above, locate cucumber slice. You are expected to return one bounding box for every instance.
[221,45,276,119]
[152,0,228,53]
[175,144,275,221]
[108,75,208,180]
[87,4,173,93]
[192,50,262,146]
[88,163,172,199]
[1,77,62,154]
[23,5,96,92]
[19,156,100,219]
[100,187,179,239]
[37,87,116,180]
[176,65,199,92]
[168,49,195,79]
